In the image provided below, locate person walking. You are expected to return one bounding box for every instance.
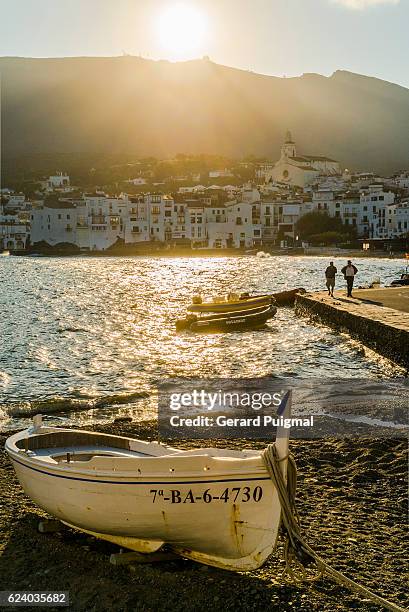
[341,260,358,297]
[325,261,337,297]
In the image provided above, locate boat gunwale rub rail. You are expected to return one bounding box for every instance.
[8,455,272,485]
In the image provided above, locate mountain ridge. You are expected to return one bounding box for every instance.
[2,56,407,89]
[1,56,408,173]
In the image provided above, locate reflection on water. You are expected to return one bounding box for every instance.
[0,255,406,430]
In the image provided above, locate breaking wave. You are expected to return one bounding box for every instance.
[1,391,150,418]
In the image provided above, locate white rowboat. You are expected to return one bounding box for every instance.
[5,399,291,572]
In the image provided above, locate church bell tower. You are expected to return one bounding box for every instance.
[281,130,297,159]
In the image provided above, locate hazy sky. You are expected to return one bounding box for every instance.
[0,0,408,88]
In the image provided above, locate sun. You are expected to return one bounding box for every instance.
[156,4,207,61]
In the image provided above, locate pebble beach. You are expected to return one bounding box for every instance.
[1,420,407,612]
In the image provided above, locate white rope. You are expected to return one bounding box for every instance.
[262,443,408,612]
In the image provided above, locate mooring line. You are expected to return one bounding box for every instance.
[261,444,407,612]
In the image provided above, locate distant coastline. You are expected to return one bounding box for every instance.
[8,247,408,259]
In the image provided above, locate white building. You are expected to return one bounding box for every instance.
[188,203,207,246]
[81,194,127,250]
[30,193,188,250]
[387,202,409,237]
[204,204,228,248]
[45,173,71,190]
[26,180,407,252]
[266,131,341,188]
[259,200,276,244]
[147,194,176,242]
[30,195,126,251]
[209,169,234,179]
[349,172,382,190]
[127,178,147,186]
[30,200,81,248]
[359,184,395,238]
[201,201,261,249]
[0,212,29,251]
[123,196,150,243]
[241,185,261,204]
[394,172,409,190]
[255,162,275,181]
[4,193,26,209]
[178,185,206,194]
[314,175,349,192]
[226,202,261,248]
[312,190,340,217]
[278,201,314,240]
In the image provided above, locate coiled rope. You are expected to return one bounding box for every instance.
[261,443,407,612]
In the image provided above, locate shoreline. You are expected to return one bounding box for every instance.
[6,249,409,259]
[1,420,407,611]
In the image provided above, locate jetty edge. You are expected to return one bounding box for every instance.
[294,287,409,369]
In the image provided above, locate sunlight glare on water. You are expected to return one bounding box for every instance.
[0,255,406,429]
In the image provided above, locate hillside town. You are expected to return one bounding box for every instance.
[1,133,409,254]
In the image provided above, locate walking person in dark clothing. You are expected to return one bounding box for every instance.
[325,261,337,297]
[341,260,358,297]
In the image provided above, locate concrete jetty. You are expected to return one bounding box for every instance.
[295,287,409,369]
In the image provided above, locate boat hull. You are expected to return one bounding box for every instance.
[9,451,281,571]
[176,304,277,333]
[6,401,292,573]
[190,305,277,333]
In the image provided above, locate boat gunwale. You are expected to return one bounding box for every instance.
[11,427,174,452]
[187,295,273,313]
[5,427,269,481]
[8,453,271,485]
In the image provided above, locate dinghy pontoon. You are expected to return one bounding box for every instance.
[188,293,273,313]
[176,304,277,332]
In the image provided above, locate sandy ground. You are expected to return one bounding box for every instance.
[0,421,407,612]
[352,287,409,314]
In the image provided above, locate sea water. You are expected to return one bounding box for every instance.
[0,254,406,430]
